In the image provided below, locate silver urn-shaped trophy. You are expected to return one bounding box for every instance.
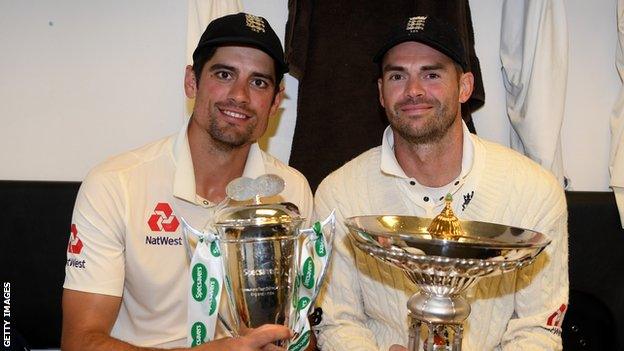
[345,195,550,351]
[182,174,334,350]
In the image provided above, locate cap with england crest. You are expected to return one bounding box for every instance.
[192,12,289,75]
[373,15,468,71]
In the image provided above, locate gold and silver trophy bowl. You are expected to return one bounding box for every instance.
[345,197,551,351]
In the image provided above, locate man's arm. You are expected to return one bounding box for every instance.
[313,174,380,351]
[501,175,569,350]
[61,289,292,351]
[61,289,142,351]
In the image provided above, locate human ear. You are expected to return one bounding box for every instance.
[458,72,474,103]
[184,65,198,99]
[269,85,285,117]
[378,78,386,108]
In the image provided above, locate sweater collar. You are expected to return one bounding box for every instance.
[380,121,475,181]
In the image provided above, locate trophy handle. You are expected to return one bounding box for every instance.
[217,313,238,337]
[300,211,336,308]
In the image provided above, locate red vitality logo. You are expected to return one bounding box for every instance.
[147,202,180,232]
[547,304,568,328]
[67,224,83,254]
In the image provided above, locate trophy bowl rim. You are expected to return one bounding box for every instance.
[351,238,545,274]
[344,215,551,251]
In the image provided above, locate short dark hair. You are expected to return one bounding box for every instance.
[192,46,284,92]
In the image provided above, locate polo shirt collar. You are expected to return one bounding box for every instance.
[172,120,267,204]
[379,121,475,180]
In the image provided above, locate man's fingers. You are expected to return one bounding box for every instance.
[247,324,293,348]
[388,344,408,351]
[261,343,286,351]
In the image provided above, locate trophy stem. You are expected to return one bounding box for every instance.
[453,325,463,350]
[407,317,420,351]
[406,292,470,351]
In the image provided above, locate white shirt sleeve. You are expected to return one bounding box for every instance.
[609,0,624,227]
[63,169,127,297]
[501,175,568,350]
[313,175,381,351]
[500,0,568,185]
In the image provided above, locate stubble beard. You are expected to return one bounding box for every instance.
[389,97,458,145]
[206,104,257,151]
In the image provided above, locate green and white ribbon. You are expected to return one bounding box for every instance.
[288,211,335,351]
[181,217,224,347]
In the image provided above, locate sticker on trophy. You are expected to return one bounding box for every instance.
[226,174,285,202]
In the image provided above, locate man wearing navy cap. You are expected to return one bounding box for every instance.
[314,15,568,350]
[62,13,312,351]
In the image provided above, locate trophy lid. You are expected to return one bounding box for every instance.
[213,174,303,229]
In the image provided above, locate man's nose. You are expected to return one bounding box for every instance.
[227,79,250,104]
[405,77,425,99]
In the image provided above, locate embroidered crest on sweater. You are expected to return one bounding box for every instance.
[461,191,474,211]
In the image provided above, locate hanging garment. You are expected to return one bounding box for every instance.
[186,0,242,64]
[500,0,568,186]
[286,0,485,191]
[609,0,624,227]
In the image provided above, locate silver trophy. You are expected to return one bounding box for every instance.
[345,196,550,351]
[204,175,333,348]
[214,201,301,339]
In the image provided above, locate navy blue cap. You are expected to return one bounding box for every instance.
[193,12,288,74]
[374,15,468,71]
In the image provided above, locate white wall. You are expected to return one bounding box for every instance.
[0,1,187,180]
[0,0,619,191]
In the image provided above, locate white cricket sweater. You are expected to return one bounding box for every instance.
[313,133,568,351]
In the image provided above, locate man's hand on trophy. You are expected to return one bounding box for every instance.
[194,324,293,351]
[388,344,407,351]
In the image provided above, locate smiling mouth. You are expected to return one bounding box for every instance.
[399,105,433,114]
[219,108,251,120]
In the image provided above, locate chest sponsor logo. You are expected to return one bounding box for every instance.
[67,224,83,254]
[147,202,180,232]
[146,202,182,246]
[66,257,86,269]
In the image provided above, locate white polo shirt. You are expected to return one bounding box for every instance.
[64,121,313,348]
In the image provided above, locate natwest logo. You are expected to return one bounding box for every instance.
[67,224,83,254]
[147,202,179,232]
